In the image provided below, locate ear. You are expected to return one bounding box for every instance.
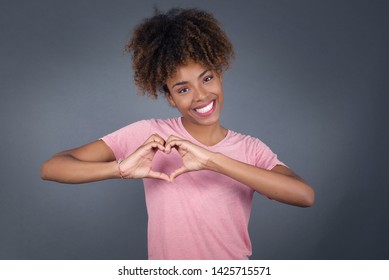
[165,92,176,107]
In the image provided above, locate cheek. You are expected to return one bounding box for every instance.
[174,94,193,107]
[209,81,223,93]
[176,99,192,111]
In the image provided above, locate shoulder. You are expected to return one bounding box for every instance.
[107,119,153,135]
[102,118,181,140]
[148,117,180,128]
[146,117,185,137]
[226,129,268,149]
[111,118,178,132]
[224,129,282,166]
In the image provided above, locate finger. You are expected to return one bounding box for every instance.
[144,141,165,152]
[165,139,185,154]
[133,142,164,158]
[169,165,189,181]
[166,134,182,142]
[148,170,171,182]
[164,140,177,154]
[165,135,184,151]
[144,134,166,146]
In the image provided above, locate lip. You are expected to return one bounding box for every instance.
[194,100,214,110]
[192,100,216,117]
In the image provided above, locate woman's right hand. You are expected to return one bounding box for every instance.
[118,134,170,182]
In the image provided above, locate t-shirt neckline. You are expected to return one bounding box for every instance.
[177,117,231,148]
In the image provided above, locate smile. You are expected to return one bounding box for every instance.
[194,101,214,114]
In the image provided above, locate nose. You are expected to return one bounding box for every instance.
[193,85,208,101]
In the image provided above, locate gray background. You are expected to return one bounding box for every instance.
[1,0,388,259]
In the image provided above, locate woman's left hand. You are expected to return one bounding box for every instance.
[164,135,215,180]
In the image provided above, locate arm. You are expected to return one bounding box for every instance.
[40,140,119,184]
[165,136,315,208]
[41,134,170,184]
[209,154,314,207]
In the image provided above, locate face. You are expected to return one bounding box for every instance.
[165,61,224,128]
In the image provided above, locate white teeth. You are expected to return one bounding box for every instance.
[195,101,214,114]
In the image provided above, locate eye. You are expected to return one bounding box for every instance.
[177,87,189,94]
[203,75,214,83]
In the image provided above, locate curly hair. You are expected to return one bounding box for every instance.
[125,8,234,98]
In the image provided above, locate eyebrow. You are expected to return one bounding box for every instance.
[172,69,209,88]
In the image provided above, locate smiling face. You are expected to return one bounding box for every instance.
[165,61,224,130]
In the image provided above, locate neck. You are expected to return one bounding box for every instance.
[181,118,227,146]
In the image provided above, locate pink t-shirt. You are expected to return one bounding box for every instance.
[101,118,284,259]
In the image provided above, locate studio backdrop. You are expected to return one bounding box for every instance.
[0,0,388,259]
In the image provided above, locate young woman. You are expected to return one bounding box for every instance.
[41,8,314,260]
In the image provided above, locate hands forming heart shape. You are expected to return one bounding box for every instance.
[118,134,213,182]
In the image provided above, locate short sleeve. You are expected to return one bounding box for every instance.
[100,120,152,160]
[254,139,286,170]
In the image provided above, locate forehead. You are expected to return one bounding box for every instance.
[168,61,207,82]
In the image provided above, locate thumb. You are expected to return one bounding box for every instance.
[148,170,170,182]
[169,166,189,181]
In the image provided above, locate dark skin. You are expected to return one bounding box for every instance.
[41,61,314,207]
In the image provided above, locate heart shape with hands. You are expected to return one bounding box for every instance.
[118,134,213,182]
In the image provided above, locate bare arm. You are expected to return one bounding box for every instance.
[165,135,315,208]
[40,140,119,184]
[41,134,171,184]
[209,154,314,207]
